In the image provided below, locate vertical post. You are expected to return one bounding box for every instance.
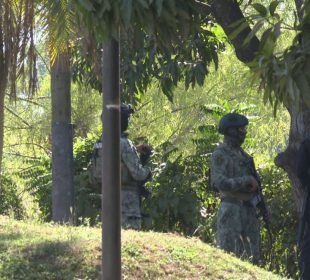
[102,37,121,280]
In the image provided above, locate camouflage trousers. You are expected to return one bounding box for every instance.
[121,190,141,230]
[216,201,261,263]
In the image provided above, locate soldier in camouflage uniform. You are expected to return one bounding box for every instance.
[120,104,151,230]
[210,113,262,263]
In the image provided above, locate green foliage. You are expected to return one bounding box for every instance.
[120,24,225,100]
[71,48,102,93]
[72,23,225,102]
[73,134,102,225]
[142,107,220,240]
[74,0,225,100]
[71,84,102,137]
[4,76,52,163]
[18,157,52,221]
[75,0,207,43]
[259,166,299,279]
[0,175,24,219]
[73,134,99,172]
[239,0,310,112]
[74,171,101,225]
[16,134,102,224]
[40,0,77,63]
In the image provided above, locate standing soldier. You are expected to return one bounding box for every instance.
[88,104,151,229]
[210,113,269,263]
[120,104,151,230]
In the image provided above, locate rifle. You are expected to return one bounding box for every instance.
[247,158,273,245]
[297,188,310,249]
[138,144,152,209]
[139,184,151,199]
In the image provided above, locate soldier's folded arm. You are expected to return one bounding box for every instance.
[122,143,151,182]
[211,151,254,192]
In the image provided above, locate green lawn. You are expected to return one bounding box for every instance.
[0,216,290,280]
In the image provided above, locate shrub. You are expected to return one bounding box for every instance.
[19,157,52,220]
[0,174,25,219]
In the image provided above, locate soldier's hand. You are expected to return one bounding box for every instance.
[248,176,259,192]
[136,144,152,156]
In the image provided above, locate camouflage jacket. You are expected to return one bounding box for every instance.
[210,141,256,201]
[121,134,150,191]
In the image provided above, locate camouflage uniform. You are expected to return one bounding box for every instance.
[121,133,150,230]
[211,140,261,263]
[88,140,103,192]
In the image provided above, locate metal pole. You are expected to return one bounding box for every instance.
[102,37,121,280]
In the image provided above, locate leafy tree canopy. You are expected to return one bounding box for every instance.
[73,0,225,100]
[231,0,310,113]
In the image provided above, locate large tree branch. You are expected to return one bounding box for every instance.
[295,0,304,21]
[209,0,259,63]
[193,0,212,15]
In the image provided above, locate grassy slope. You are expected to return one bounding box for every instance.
[0,216,290,280]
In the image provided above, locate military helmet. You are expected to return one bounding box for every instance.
[218,113,248,134]
[121,103,134,117]
[121,103,134,132]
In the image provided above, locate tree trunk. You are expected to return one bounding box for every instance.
[51,52,74,224]
[275,104,310,212]
[295,0,304,21]
[0,50,8,180]
[0,79,6,176]
[210,0,259,62]
[0,11,8,177]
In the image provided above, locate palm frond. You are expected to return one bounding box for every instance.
[0,0,37,99]
[39,0,77,64]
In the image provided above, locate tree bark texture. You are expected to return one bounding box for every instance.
[51,52,74,224]
[211,0,306,212]
[0,3,9,176]
[0,19,7,176]
[0,80,6,176]
[210,0,259,62]
[275,104,310,212]
[0,48,8,177]
[295,0,304,21]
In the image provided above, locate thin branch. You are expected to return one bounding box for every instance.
[4,106,31,127]
[35,46,51,74]
[33,96,50,99]
[140,84,217,126]
[4,126,34,130]
[193,1,212,15]
[171,103,201,113]
[136,100,152,112]
[295,0,304,22]
[15,96,47,107]
[3,152,40,160]
[4,142,51,153]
